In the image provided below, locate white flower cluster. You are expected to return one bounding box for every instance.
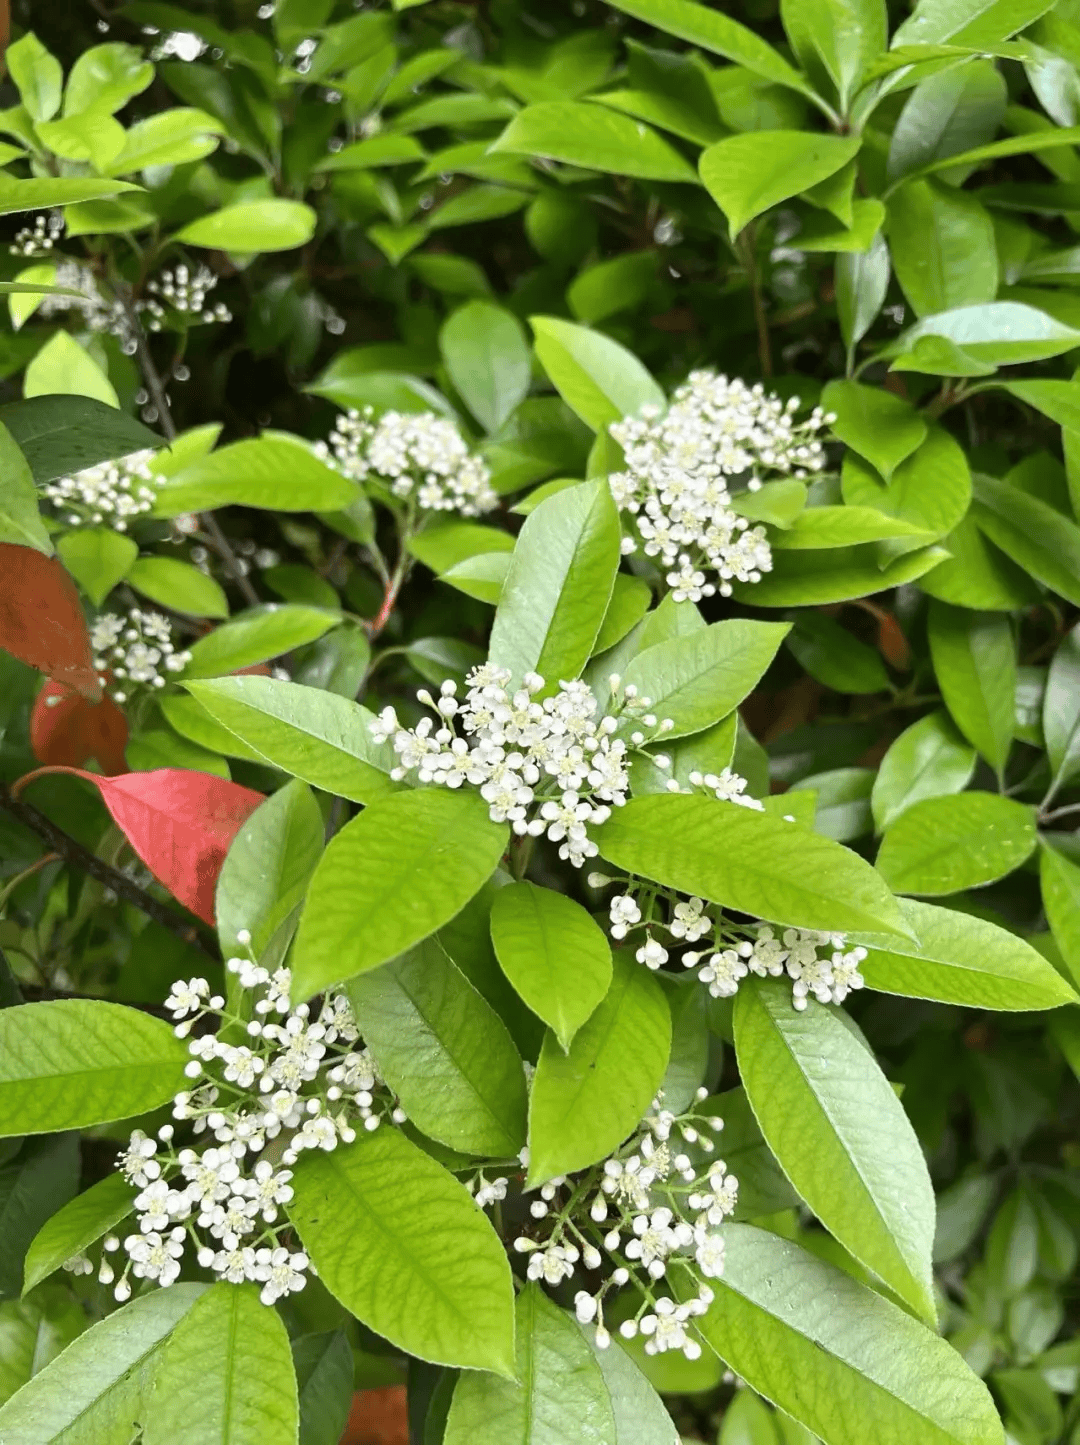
[511,1091,735,1358]
[43,450,164,531]
[609,373,832,603]
[90,609,193,703]
[146,264,232,327]
[371,666,672,868]
[33,259,229,351]
[318,408,497,517]
[100,951,406,1307]
[10,211,64,256]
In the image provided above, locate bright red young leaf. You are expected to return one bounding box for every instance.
[0,544,99,698]
[30,681,129,776]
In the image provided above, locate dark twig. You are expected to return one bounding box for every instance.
[0,785,217,957]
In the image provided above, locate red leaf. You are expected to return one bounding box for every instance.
[876,613,912,671]
[0,543,99,698]
[30,681,129,776]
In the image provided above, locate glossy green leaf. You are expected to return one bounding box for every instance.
[594,574,653,654]
[489,477,622,690]
[919,513,1039,611]
[700,132,861,237]
[621,620,789,739]
[886,59,1007,182]
[154,435,357,515]
[856,896,1077,1009]
[126,556,229,619]
[174,199,317,253]
[927,601,1014,777]
[23,1173,134,1297]
[490,881,613,1050]
[972,473,1080,607]
[876,793,1037,896]
[7,34,62,122]
[870,711,976,831]
[840,426,971,542]
[347,937,527,1156]
[290,789,507,1000]
[0,395,161,483]
[885,302,1080,372]
[315,133,426,171]
[57,529,137,607]
[185,677,399,802]
[184,607,340,677]
[837,233,891,361]
[445,1285,617,1445]
[597,793,910,937]
[1039,841,1080,986]
[440,301,531,435]
[24,332,118,408]
[771,506,934,549]
[0,1284,208,1444]
[527,951,671,1184]
[491,102,699,183]
[530,316,666,431]
[0,174,140,216]
[0,1135,78,1298]
[887,181,998,318]
[289,1129,515,1375]
[731,543,950,607]
[821,381,926,480]
[104,107,225,174]
[292,1331,354,1445]
[735,978,936,1321]
[1042,622,1080,797]
[587,1326,681,1445]
[695,1225,1005,1445]
[145,1284,298,1445]
[0,420,50,554]
[0,1000,189,1136]
[786,613,890,695]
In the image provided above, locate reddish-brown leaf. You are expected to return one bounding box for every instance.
[343,1387,409,1445]
[876,613,912,671]
[30,681,129,776]
[0,544,99,698]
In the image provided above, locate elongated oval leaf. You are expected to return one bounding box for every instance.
[530,317,666,431]
[527,951,671,1184]
[596,793,909,937]
[700,132,861,237]
[695,1225,1004,1445]
[735,978,936,1322]
[289,1128,516,1376]
[875,792,1036,896]
[972,473,1080,608]
[153,436,357,516]
[490,882,613,1049]
[1038,840,1080,985]
[488,477,622,690]
[1044,623,1080,797]
[870,712,976,832]
[0,1000,189,1136]
[927,601,1014,777]
[183,608,341,677]
[440,301,531,435]
[856,896,1076,1009]
[0,542,99,697]
[347,938,527,1156]
[145,1283,298,1445]
[23,1173,134,1296]
[290,789,507,1001]
[491,102,699,183]
[174,199,317,253]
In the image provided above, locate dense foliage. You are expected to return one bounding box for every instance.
[2,0,1080,1441]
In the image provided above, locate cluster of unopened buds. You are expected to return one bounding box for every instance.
[43,449,164,531]
[318,408,497,517]
[10,211,65,256]
[510,1092,734,1358]
[30,257,229,351]
[146,264,232,327]
[67,944,408,1307]
[371,665,674,868]
[609,372,833,603]
[90,609,192,703]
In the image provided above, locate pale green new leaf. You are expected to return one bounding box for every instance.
[0,1001,189,1137]
[530,316,666,431]
[587,1328,681,1445]
[597,793,910,937]
[695,1225,1004,1445]
[821,380,926,480]
[440,301,531,435]
[0,175,140,216]
[927,601,1014,777]
[290,789,507,1001]
[153,435,357,516]
[700,133,861,237]
[856,896,1077,1009]
[126,556,229,619]
[892,0,1054,48]
[491,101,699,183]
[445,1285,616,1445]
[870,711,976,831]
[735,978,936,1322]
[876,793,1037,895]
[289,1129,516,1376]
[527,952,671,1183]
[347,937,527,1156]
[174,200,317,253]
[23,1174,133,1296]
[0,419,51,553]
[184,607,341,677]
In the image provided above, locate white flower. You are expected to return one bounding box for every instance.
[254,1246,308,1305]
[212,1243,259,1284]
[242,1160,294,1222]
[90,607,192,700]
[526,1242,579,1286]
[695,1230,727,1277]
[609,894,642,939]
[125,1228,185,1286]
[118,1130,160,1187]
[319,409,496,517]
[165,977,210,1019]
[635,936,669,970]
[696,949,748,998]
[179,1146,240,1203]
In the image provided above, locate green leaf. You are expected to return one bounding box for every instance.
[126,557,229,619]
[568,251,659,326]
[771,506,934,549]
[886,62,1007,183]
[597,793,910,937]
[821,381,926,480]
[1043,622,1080,798]
[875,793,1037,896]
[892,0,1054,46]
[786,613,890,695]
[215,779,323,959]
[315,133,427,171]
[440,302,531,435]
[174,200,317,253]
[885,302,1080,373]
[184,677,400,803]
[491,102,699,183]
[57,529,137,607]
[527,951,671,1184]
[23,1173,134,1297]
[0,174,140,216]
[621,620,789,740]
[927,601,1014,777]
[695,1225,1005,1445]
[530,316,666,431]
[154,434,357,515]
[290,789,507,1001]
[594,574,653,654]
[1040,841,1080,986]
[731,543,949,607]
[972,472,1080,607]
[837,233,891,361]
[700,132,861,238]
[488,477,622,690]
[840,427,970,542]
[920,513,1039,611]
[0,1285,208,1444]
[347,937,527,1157]
[289,1129,515,1375]
[856,896,1077,1009]
[306,367,454,418]
[184,607,340,677]
[735,977,936,1322]
[24,332,118,408]
[145,1283,298,1445]
[586,1326,681,1445]
[292,1332,354,1445]
[0,1000,189,1136]
[64,42,152,117]
[886,181,998,318]
[0,395,161,484]
[126,728,230,779]
[870,711,976,831]
[0,420,50,554]
[445,1284,617,1445]
[781,0,887,112]
[7,34,62,122]
[0,1135,78,1298]
[490,882,613,1050]
[104,107,225,174]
